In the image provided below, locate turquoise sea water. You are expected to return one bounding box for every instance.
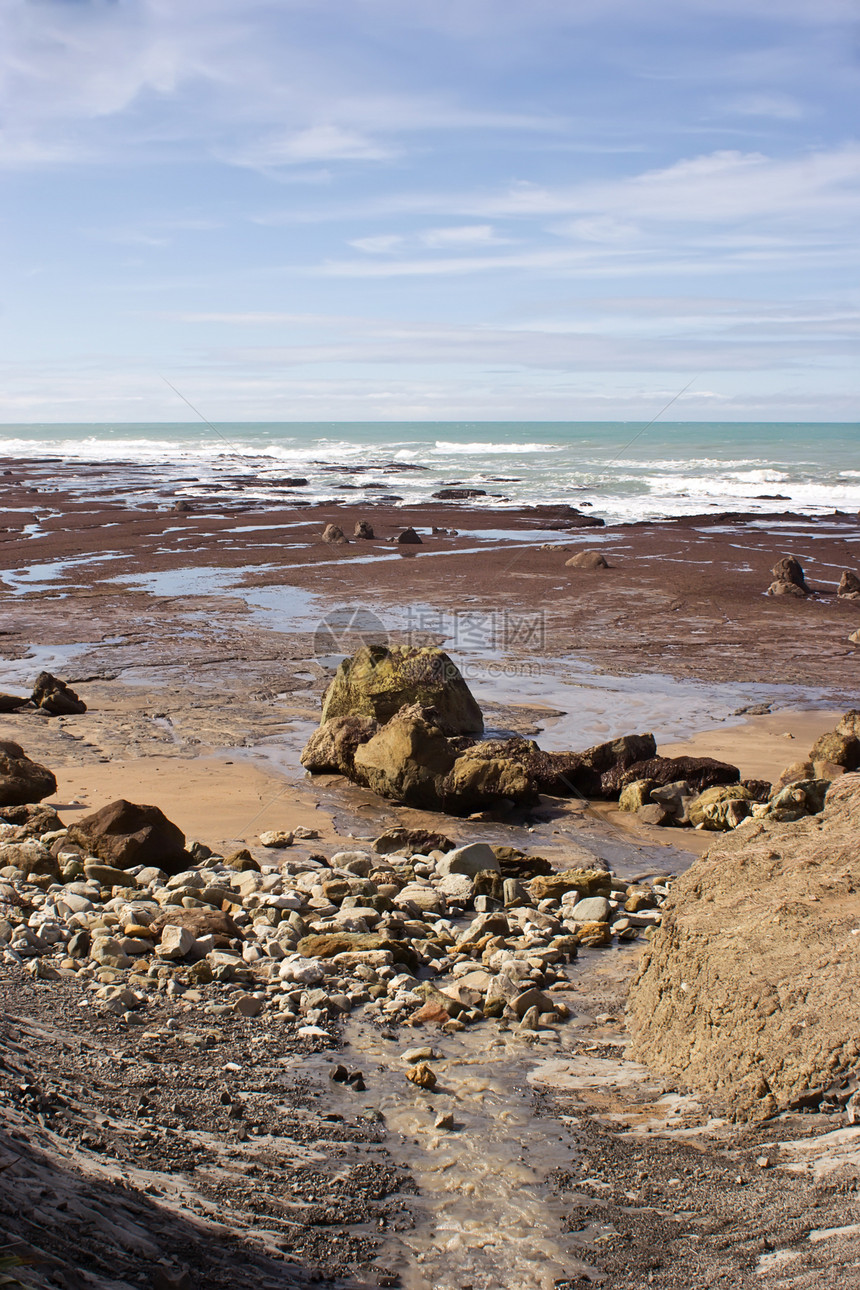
[1,421,857,523]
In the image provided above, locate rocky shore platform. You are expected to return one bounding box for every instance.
[2,456,860,1288]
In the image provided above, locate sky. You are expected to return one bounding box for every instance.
[1,0,858,423]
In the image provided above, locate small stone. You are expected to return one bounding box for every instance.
[570,896,611,923]
[406,1062,437,1090]
[259,830,294,849]
[233,994,265,1017]
[401,1045,441,1064]
[157,925,195,959]
[434,1111,455,1131]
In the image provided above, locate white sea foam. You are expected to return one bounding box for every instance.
[2,421,858,523]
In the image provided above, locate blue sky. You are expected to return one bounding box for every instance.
[1,0,858,422]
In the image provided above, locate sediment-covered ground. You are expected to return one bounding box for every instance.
[2,457,860,1288]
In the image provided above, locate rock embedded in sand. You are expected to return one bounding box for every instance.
[396,527,422,544]
[0,694,29,712]
[564,550,610,569]
[837,570,860,598]
[353,519,374,539]
[628,773,860,1119]
[259,829,293,848]
[771,555,808,592]
[320,644,483,735]
[321,523,348,544]
[64,798,188,875]
[406,1062,437,1089]
[0,741,58,806]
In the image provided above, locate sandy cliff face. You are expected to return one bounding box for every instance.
[627,773,860,1119]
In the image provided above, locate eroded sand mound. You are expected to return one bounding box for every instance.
[627,772,860,1120]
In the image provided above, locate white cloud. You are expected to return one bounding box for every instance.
[349,233,406,254]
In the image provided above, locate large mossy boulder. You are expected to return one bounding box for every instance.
[628,773,860,1120]
[320,644,484,735]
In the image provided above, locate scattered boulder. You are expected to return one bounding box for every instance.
[353,520,375,539]
[564,550,610,569]
[436,843,499,878]
[838,570,860,599]
[628,774,860,1120]
[321,524,348,545]
[320,644,483,735]
[396,527,422,544]
[64,799,188,875]
[0,741,57,806]
[767,555,808,598]
[442,744,538,813]
[172,499,193,513]
[31,672,86,716]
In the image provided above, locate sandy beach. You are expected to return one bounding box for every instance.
[2,456,860,1288]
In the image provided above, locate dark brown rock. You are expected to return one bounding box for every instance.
[490,846,553,879]
[771,555,808,591]
[65,799,188,875]
[373,827,457,855]
[0,803,63,835]
[809,731,860,771]
[353,519,375,539]
[0,694,29,712]
[601,755,740,798]
[0,741,58,806]
[396,527,422,544]
[31,672,87,716]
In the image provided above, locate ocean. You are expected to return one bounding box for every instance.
[1,421,857,524]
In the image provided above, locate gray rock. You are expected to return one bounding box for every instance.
[570,896,611,922]
[437,843,500,877]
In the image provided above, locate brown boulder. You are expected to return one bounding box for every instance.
[808,731,860,771]
[321,523,348,544]
[0,694,29,712]
[373,827,457,856]
[442,745,538,814]
[297,931,418,969]
[0,741,57,806]
[837,710,860,740]
[0,803,63,835]
[65,799,188,875]
[31,671,87,716]
[628,773,860,1119]
[564,550,610,569]
[837,570,860,597]
[149,908,242,942]
[396,527,422,544]
[300,714,379,775]
[353,519,375,539]
[771,555,808,591]
[352,705,457,809]
[601,755,739,798]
